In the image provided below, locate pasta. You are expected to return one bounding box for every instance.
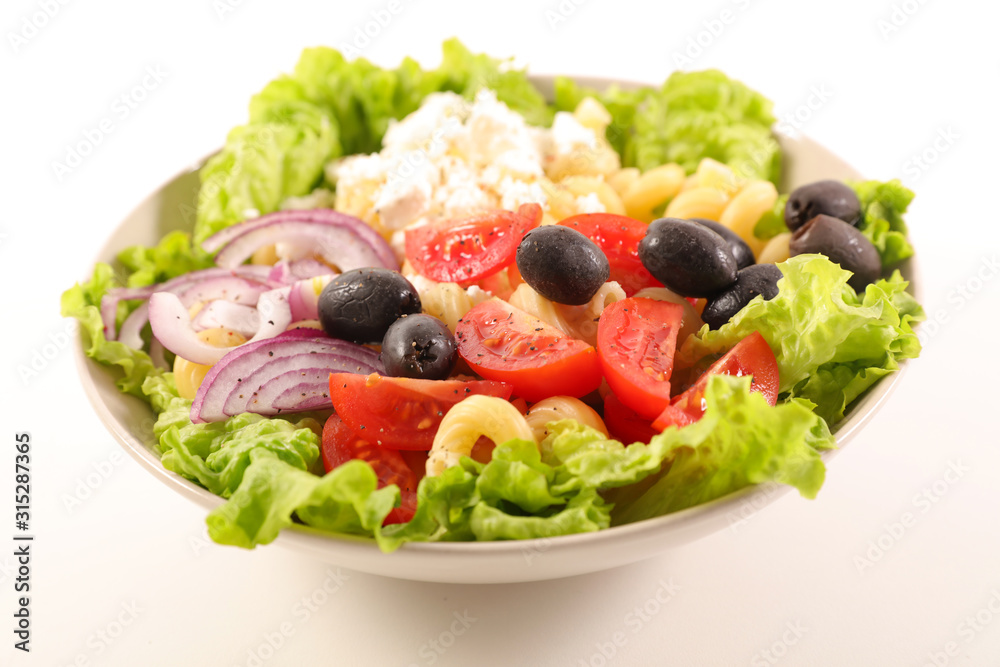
[688,157,741,196]
[718,180,777,256]
[622,163,686,222]
[757,232,792,265]
[607,167,641,197]
[426,395,535,476]
[524,396,609,443]
[411,278,490,333]
[664,186,730,221]
[508,280,625,346]
[558,176,626,216]
[572,96,613,132]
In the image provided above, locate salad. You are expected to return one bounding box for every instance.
[62,40,923,552]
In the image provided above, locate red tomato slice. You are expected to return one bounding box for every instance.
[328,373,513,451]
[653,331,780,430]
[597,297,685,420]
[321,413,420,525]
[455,298,602,402]
[603,393,660,444]
[405,203,542,284]
[558,213,662,296]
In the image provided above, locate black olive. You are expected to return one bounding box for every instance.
[689,218,756,270]
[638,218,738,298]
[702,264,783,330]
[317,268,421,343]
[516,226,610,305]
[381,314,457,380]
[789,214,882,291]
[784,180,862,232]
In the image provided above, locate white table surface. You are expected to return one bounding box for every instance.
[3,0,999,664]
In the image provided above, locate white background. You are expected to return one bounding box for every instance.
[2,0,999,665]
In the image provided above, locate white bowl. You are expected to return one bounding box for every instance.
[73,75,920,583]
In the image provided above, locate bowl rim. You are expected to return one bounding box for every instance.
[72,72,921,566]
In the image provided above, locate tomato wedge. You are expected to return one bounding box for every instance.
[321,413,420,525]
[328,373,513,450]
[455,298,602,402]
[653,331,780,430]
[597,297,685,420]
[405,203,542,284]
[558,213,663,296]
[603,393,660,444]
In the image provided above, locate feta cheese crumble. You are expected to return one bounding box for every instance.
[330,89,620,238]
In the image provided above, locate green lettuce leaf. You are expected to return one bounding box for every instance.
[437,39,552,127]
[851,179,915,266]
[554,70,780,182]
[753,194,788,241]
[678,255,923,424]
[117,230,215,289]
[207,452,398,549]
[140,373,322,498]
[607,375,830,525]
[194,113,338,244]
[60,264,165,398]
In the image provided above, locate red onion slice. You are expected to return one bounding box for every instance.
[191,301,260,337]
[225,356,366,417]
[289,258,336,279]
[251,287,294,341]
[149,286,293,364]
[100,265,271,341]
[271,378,338,411]
[117,302,149,350]
[148,293,238,365]
[267,259,335,286]
[205,209,397,272]
[176,276,269,308]
[288,275,335,321]
[191,334,381,423]
[100,297,119,340]
[149,337,170,370]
